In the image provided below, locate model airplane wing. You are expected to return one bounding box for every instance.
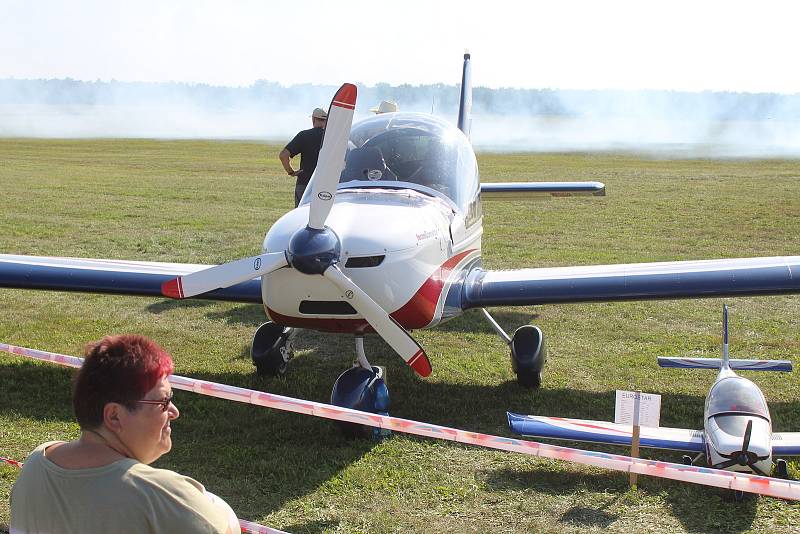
[771,433,800,456]
[480,181,606,199]
[464,256,800,308]
[0,254,263,303]
[507,413,705,452]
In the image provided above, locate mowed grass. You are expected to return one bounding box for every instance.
[1,138,799,533]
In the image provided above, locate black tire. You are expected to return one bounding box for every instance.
[253,344,288,377]
[516,368,542,389]
[252,322,291,377]
[776,459,790,479]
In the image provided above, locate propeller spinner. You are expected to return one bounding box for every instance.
[160,83,432,377]
[711,420,770,475]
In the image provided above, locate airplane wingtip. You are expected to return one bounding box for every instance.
[161,278,184,299]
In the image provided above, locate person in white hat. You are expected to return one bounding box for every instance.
[279,107,328,206]
[369,100,399,114]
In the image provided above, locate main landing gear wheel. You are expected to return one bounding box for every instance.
[330,365,390,440]
[776,459,790,479]
[251,322,294,377]
[510,325,546,389]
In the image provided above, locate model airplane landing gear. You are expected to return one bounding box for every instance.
[251,322,296,377]
[776,458,790,479]
[330,336,391,440]
[480,309,546,389]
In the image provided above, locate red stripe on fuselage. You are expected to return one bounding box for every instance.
[390,249,475,329]
[265,249,477,333]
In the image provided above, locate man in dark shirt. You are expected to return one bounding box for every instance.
[279,107,327,207]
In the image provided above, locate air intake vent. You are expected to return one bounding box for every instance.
[345,255,385,268]
[299,300,357,315]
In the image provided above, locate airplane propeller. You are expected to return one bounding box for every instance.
[710,419,770,475]
[160,83,432,377]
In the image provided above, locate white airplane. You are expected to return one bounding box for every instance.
[508,304,800,482]
[1,55,799,419]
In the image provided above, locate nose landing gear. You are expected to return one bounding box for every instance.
[251,322,296,377]
[330,336,391,439]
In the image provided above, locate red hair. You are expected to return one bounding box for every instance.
[73,335,174,429]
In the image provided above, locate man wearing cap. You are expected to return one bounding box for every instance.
[279,107,327,207]
[370,100,399,114]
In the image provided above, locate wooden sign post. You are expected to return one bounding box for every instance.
[630,390,642,488]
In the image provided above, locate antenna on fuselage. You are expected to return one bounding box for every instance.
[457,51,472,140]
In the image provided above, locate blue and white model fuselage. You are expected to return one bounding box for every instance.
[509,305,800,476]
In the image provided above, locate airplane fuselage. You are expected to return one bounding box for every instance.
[261,187,482,333]
[703,370,773,474]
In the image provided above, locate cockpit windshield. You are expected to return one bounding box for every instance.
[302,113,479,214]
[707,377,769,418]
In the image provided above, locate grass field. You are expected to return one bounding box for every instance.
[1,138,799,533]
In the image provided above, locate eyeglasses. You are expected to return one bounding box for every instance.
[135,393,174,412]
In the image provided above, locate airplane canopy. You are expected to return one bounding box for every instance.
[334,113,480,214]
[707,376,769,418]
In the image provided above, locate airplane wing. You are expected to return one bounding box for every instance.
[507,413,705,452]
[0,254,263,303]
[464,256,800,308]
[771,432,800,456]
[480,182,605,199]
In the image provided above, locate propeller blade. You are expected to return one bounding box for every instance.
[307,83,357,230]
[742,419,752,454]
[711,458,739,470]
[162,251,288,299]
[322,265,432,377]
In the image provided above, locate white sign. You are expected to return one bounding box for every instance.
[614,390,661,428]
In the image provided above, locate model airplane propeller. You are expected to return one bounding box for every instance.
[508,305,800,483]
[1,54,799,429]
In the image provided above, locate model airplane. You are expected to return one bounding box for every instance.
[508,305,800,480]
[1,55,799,418]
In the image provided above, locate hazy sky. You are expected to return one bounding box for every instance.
[2,0,799,93]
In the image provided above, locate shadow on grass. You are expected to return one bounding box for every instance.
[146,299,215,314]
[1,338,795,529]
[665,486,758,533]
[146,300,266,328]
[435,309,541,335]
[0,360,74,422]
[560,505,618,529]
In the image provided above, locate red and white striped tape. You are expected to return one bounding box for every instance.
[2,342,799,500]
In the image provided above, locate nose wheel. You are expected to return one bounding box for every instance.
[330,336,392,440]
[251,322,296,377]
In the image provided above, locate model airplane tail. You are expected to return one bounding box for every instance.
[456,52,472,139]
[657,305,792,372]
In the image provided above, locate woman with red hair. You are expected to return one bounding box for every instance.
[10,335,237,533]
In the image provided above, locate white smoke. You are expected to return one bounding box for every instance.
[1,79,800,157]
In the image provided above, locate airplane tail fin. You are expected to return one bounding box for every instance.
[657,303,792,372]
[457,52,472,140]
[721,303,730,368]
